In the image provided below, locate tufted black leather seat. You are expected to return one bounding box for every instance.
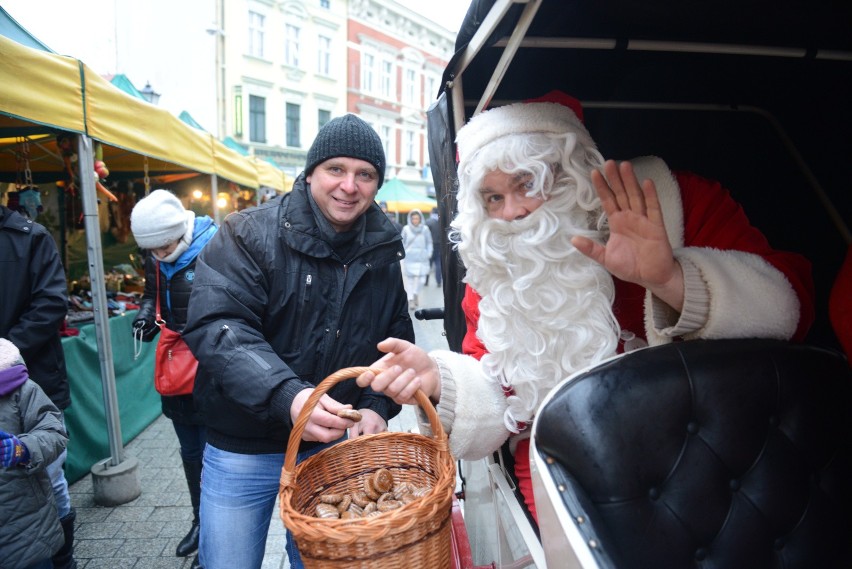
[533,339,852,569]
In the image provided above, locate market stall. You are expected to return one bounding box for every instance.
[0,32,285,486]
[375,178,437,214]
[61,311,160,483]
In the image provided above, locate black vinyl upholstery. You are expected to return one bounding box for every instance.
[535,339,852,569]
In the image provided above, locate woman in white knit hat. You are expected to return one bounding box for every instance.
[130,189,216,569]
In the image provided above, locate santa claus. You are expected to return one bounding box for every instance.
[358,93,814,522]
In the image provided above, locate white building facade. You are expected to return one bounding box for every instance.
[212,0,454,184]
[221,0,349,176]
[347,0,454,194]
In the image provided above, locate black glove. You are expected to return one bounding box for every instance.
[132,318,159,342]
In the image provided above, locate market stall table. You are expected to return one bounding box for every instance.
[62,310,160,483]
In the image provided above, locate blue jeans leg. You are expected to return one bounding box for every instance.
[46,413,71,518]
[171,420,207,462]
[198,446,280,569]
[283,438,344,569]
[199,438,343,569]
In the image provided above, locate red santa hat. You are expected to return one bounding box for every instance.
[455,90,593,163]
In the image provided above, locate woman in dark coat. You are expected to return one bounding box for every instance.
[130,189,216,569]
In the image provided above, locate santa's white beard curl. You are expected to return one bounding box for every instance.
[457,201,621,433]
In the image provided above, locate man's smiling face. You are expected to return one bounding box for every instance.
[307,157,380,232]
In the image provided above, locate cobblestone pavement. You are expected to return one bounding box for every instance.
[68,278,449,568]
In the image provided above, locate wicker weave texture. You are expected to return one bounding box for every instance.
[279,367,456,569]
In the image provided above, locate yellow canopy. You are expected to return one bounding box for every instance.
[375,178,437,214]
[250,156,294,193]
[0,35,287,191]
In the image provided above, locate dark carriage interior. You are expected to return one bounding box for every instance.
[430,0,852,353]
[535,339,852,568]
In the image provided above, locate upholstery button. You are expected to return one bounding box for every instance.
[729,479,740,491]
[648,487,660,500]
[695,548,708,560]
[686,421,699,434]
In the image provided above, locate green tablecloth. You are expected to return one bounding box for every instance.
[62,310,161,483]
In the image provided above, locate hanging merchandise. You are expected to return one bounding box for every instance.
[8,138,43,220]
[15,187,43,220]
[56,134,119,204]
[56,133,84,229]
[143,156,151,195]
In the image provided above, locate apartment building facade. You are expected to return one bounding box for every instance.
[220,0,349,176]
[346,0,454,193]
[218,0,454,184]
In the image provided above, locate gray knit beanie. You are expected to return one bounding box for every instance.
[305,114,386,188]
[130,189,190,250]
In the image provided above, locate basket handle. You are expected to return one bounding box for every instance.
[281,366,448,483]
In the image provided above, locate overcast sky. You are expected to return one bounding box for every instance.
[2,0,469,129]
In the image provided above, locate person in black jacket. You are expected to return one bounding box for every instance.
[130,189,217,569]
[0,203,78,569]
[183,114,414,569]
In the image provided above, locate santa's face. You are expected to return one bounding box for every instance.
[458,167,619,431]
[480,170,545,221]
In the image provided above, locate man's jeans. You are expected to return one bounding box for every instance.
[198,439,342,569]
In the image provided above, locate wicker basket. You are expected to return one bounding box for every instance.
[279,367,457,569]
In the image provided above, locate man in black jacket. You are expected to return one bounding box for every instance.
[183,114,414,569]
[0,203,78,568]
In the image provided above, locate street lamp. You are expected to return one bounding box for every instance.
[206,0,226,139]
[140,81,161,105]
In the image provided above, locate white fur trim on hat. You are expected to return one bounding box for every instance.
[0,338,25,371]
[130,189,189,250]
[455,101,592,163]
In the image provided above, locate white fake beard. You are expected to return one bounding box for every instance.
[459,204,620,433]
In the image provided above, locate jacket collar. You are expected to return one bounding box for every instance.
[280,174,403,262]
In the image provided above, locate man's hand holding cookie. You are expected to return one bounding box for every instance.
[337,408,363,422]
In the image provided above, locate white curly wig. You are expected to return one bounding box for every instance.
[450,101,621,431]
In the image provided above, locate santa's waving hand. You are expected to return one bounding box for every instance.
[572,159,685,312]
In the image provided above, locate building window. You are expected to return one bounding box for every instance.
[234,89,243,137]
[248,11,265,58]
[318,109,331,130]
[362,53,375,93]
[320,0,330,8]
[286,103,301,147]
[380,59,393,98]
[249,95,266,143]
[381,125,392,161]
[404,68,417,105]
[285,24,300,67]
[317,35,331,75]
[405,130,416,164]
[424,75,438,105]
